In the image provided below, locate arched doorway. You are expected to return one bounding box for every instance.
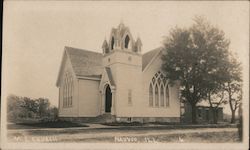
[105,85,112,113]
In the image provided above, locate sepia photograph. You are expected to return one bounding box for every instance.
[1,1,249,150]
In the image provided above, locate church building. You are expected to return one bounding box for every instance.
[56,23,181,123]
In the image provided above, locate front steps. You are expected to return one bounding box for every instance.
[95,113,115,123]
[60,113,115,123]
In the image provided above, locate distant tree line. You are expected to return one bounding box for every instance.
[7,94,58,122]
[162,16,242,124]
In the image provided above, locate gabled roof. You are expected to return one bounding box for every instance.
[142,47,163,70]
[65,46,103,77]
[57,46,164,86]
[56,46,103,86]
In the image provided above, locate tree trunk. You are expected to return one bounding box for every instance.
[231,110,236,123]
[191,104,197,124]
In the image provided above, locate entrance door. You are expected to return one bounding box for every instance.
[105,85,112,113]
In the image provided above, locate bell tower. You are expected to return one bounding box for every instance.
[101,22,143,117]
[102,22,142,55]
[102,22,142,67]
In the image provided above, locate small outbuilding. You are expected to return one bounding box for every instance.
[181,102,223,124]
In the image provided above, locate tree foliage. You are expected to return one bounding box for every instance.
[224,54,242,123]
[162,16,231,123]
[7,94,58,122]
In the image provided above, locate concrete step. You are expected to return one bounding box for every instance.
[95,113,115,123]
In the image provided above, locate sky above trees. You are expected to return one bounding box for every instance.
[3,1,249,113]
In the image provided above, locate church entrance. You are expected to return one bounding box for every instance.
[105,85,112,113]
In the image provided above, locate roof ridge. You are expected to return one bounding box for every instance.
[142,47,164,71]
[142,47,163,55]
[65,46,102,55]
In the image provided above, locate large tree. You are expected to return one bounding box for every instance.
[224,54,242,123]
[37,98,50,117]
[7,94,58,122]
[161,16,231,123]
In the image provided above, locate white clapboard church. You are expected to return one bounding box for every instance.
[56,23,181,123]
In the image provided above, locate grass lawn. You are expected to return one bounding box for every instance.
[102,122,145,126]
[7,121,240,143]
[8,120,88,129]
[7,120,241,143]
[69,131,239,143]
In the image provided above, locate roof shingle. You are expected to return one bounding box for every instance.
[142,47,163,70]
[65,46,163,78]
[65,46,103,78]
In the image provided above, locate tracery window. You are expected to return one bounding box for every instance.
[63,72,74,108]
[149,83,153,106]
[155,85,159,107]
[149,71,170,108]
[160,85,164,106]
[165,85,169,106]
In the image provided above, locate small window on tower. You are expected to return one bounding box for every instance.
[111,37,115,50]
[128,56,132,61]
[125,35,130,49]
[128,89,132,105]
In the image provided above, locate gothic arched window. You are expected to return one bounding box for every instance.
[149,83,153,106]
[65,74,69,107]
[63,72,74,108]
[111,37,115,50]
[69,76,73,106]
[125,35,130,49]
[160,85,164,106]
[63,75,67,107]
[155,85,159,107]
[166,85,169,106]
[148,71,170,108]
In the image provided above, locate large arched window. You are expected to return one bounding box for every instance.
[63,72,74,108]
[155,85,159,107]
[165,85,169,106]
[160,85,164,106]
[63,75,67,107]
[66,75,69,107]
[149,83,153,106]
[148,71,170,108]
[125,35,130,49]
[69,76,73,106]
[111,37,115,50]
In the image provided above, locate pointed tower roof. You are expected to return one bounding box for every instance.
[117,21,129,38]
[136,37,142,46]
[102,39,108,49]
[118,21,125,29]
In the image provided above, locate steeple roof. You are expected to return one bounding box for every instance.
[136,37,142,46]
[111,22,130,39]
[102,39,108,49]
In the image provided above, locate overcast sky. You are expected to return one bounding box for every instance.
[3,1,249,114]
